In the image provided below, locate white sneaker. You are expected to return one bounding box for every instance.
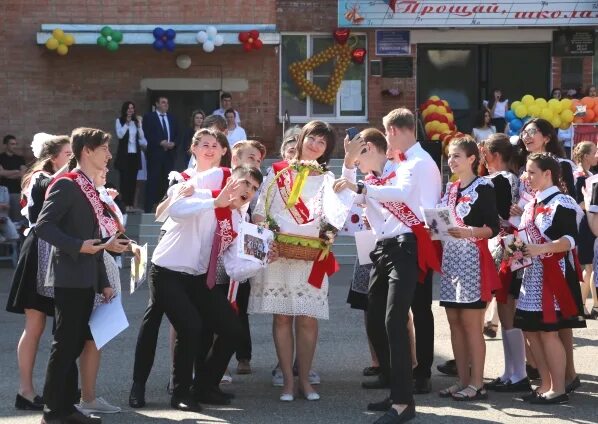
[309,369,321,385]
[76,397,121,414]
[220,369,233,385]
[271,367,284,387]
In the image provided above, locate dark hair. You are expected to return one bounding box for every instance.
[487,88,505,110]
[189,109,205,128]
[190,128,232,168]
[220,92,232,101]
[119,101,138,125]
[21,135,70,191]
[518,118,564,159]
[224,108,236,117]
[473,109,491,129]
[202,115,227,132]
[550,88,562,99]
[71,127,111,161]
[450,135,480,174]
[360,128,387,153]
[484,133,513,165]
[527,152,564,191]
[232,164,263,186]
[154,96,168,105]
[3,134,16,145]
[383,108,415,131]
[295,120,336,166]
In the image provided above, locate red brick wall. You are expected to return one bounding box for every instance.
[1,0,278,160]
[551,56,594,94]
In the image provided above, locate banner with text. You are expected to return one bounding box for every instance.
[339,1,598,28]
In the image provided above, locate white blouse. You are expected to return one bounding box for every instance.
[115,119,147,153]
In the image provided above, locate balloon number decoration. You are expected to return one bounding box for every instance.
[45,29,75,56]
[153,27,176,52]
[196,26,224,53]
[239,30,263,52]
[288,29,366,105]
[420,96,464,155]
[97,26,123,52]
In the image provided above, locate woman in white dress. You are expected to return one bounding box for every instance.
[249,121,353,401]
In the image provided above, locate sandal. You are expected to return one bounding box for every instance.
[452,385,488,401]
[439,383,465,398]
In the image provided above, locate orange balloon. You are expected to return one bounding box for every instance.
[581,96,595,109]
[593,103,598,119]
[573,116,584,124]
[583,108,595,122]
[571,99,581,111]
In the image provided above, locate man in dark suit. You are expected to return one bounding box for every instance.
[142,96,178,212]
[36,128,130,424]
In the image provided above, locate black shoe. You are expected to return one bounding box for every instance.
[565,376,581,394]
[485,377,508,391]
[128,382,146,408]
[362,377,390,389]
[518,390,538,402]
[213,387,235,400]
[15,393,44,411]
[170,395,203,412]
[590,308,598,320]
[373,403,415,424]
[436,359,458,376]
[529,393,569,405]
[367,397,392,411]
[64,411,102,424]
[193,387,232,405]
[526,364,540,380]
[495,377,531,393]
[413,378,431,394]
[41,417,65,424]
[363,366,381,377]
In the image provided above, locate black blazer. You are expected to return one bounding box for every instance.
[115,119,142,171]
[142,111,178,159]
[36,172,109,292]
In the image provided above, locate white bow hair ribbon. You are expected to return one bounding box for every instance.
[31,132,55,158]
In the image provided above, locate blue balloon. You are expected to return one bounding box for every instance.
[153,40,164,51]
[165,28,176,40]
[509,118,523,132]
[505,110,516,122]
[153,27,164,39]
[165,39,176,52]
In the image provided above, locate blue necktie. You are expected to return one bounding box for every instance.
[160,114,169,141]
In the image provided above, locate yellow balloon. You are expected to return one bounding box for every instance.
[514,104,528,118]
[535,98,547,109]
[45,37,59,50]
[560,98,572,111]
[540,108,553,120]
[511,101,522,111]
[560,109,574,123]
[528,104,541,117]
[424,122,435,134]
[63,34,75,46]
[436,106,447,114]
[446,113,454,123]
[422,105,437,118]
[522,95,535,106]
[429,95,440,101]
[548,98,562,113]
[560,121,571,130]
[56,44,68,56]
[52,29,65,41]
[431,133,441,141]
[551,116,561,129]
[437,123,450,133]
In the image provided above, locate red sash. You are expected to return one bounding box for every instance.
[272,161,313,224]
[496,227,515,304]
[365,173,441,283]
[523,201,578,323]
[447,181,500,302]
[206,188,238,289]
[48,171,123,236]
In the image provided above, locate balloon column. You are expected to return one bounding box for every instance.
[420,96,464,155]
[238,30,263,52]
[45,29,75,56]
[152,27,176,52]
[505,94,580,135]
[571,97,598,124]
[97,26,123,52]
[196,26,224,53]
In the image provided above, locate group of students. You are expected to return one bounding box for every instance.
[3,107,596,424]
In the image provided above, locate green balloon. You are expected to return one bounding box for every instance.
[111,31,123,43]
[107,40,119,51]
[100,26,112,37]
[97,36,108,47]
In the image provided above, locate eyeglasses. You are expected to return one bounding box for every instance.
[520,127,538,138]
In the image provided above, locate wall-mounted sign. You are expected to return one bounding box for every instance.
[381,57,413,78]
[375,30,410,56]
[339,1,598,28]
[552,30,595,57]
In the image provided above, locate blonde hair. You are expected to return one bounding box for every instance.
[382,108,415,131]
[572,141,595,164]
[232,139,267,160]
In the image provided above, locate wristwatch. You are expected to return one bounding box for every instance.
[356,181,365,194]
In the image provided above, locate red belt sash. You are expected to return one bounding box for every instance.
[496,227,515,304]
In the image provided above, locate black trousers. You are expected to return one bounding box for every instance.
[411,271,434,379]
[132,292,164,385]
[491,117,506,133]
[145,154,174,212]
[367,235,418,405]
[235,282,252,361]
[43,287,95,419]
[118,154,139,207]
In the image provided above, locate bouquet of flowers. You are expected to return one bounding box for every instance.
[502,230,532,271]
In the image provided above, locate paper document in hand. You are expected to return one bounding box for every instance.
[420,207,457,241]
[89,295,129,350]
[354,230,377,265]
[130,243,148,294]
[238,222,274,264]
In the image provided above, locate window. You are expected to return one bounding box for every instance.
[280,34,367,123]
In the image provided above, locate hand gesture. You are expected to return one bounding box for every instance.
[106,188,119,199]
[214,179,243,208]
[178,183,194,198]
[130,242,142,263]
[344,135,366,165]
[137,116,143,124]
[447,227,473,239]
[333,177,357,193]
[80,239,104,254]
[267,241,279,263]
[510,204,523,217]
[102,287,115,303]
[523,243,544,258]
[105,237,131,254]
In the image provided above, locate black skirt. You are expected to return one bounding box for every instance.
[440,300,487,309]
[577,216,595,265]
[5,229,54,316]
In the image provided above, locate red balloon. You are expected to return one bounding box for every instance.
[249,30,259,40]
[351,48,366,64]
[253,38,263,50]
[333,28,350,44]
[238,32,250,42]
[436,114,449,124]
[243,43,252,52]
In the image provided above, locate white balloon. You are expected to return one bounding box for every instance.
[196,31,208,43]
[206,26,218,38]
[213,34,224,46]
[203,40,215,52]
[176,54,192,69]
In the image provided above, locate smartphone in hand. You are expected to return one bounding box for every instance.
[346,127,359,140]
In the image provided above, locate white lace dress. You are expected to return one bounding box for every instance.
[248,170,354,319]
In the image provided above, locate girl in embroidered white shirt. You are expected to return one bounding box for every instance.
[437,136,500,401]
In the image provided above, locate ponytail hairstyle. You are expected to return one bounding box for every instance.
[21,135,70,192]
[484,133,518,173]
[526,152,567,193]
[449,135,480,175]
[572,141,595,165]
